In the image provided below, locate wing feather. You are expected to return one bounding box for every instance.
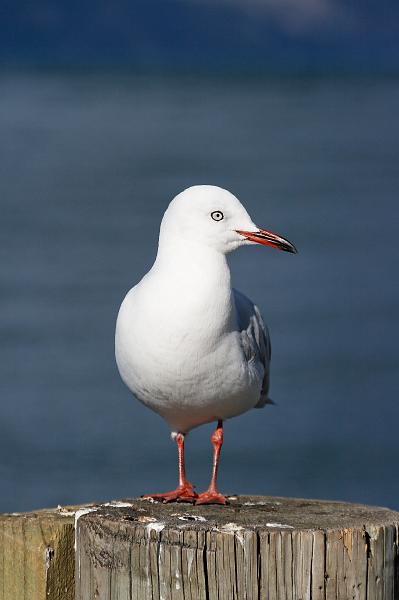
[233,288,272,408]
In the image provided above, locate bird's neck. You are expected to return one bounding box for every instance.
[154,239,231,287]
[149,240,233,326]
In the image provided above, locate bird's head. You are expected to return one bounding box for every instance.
[160,185,297,255]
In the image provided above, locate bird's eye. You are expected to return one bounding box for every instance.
[211,211,224,222]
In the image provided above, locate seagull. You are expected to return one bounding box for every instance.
[115,185,297,505]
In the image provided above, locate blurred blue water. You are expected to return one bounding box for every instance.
[1,72,398,513]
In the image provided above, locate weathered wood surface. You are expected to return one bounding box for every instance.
[76,495,399,600]
[0,505,78,600]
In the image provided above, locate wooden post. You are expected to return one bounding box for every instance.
[75,495,399,600]
[1,496,398,599]
[0,506,78,600]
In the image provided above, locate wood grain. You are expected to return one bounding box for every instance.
[75,495,399,600]
[0,507,76,600]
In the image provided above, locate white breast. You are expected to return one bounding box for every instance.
[115,249,263,433]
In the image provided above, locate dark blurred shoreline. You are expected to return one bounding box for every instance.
[2,65,399,80]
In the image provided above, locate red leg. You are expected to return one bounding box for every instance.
[142,433,197,503]
[196,420,227,505]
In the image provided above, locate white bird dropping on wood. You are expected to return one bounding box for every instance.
[115,185,297,504]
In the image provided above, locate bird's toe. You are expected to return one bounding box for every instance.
[142,482,197,503]
[195,491,227,505]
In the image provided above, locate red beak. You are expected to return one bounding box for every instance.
[236,228,298,254]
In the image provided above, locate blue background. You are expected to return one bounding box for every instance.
[1,2,398,513]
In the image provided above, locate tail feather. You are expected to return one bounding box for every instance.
[254,396,276,409]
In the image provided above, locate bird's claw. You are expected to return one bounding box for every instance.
[142,483,197,503]
[195,491,227,505]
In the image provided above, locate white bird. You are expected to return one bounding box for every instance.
[115,185,297,504]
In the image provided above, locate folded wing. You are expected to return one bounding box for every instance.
[233,288,272,408]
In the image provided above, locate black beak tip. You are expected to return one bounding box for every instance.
[286,243,298,254]
[279,238,298,254]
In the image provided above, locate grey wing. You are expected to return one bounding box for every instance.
[233,288,272,408]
